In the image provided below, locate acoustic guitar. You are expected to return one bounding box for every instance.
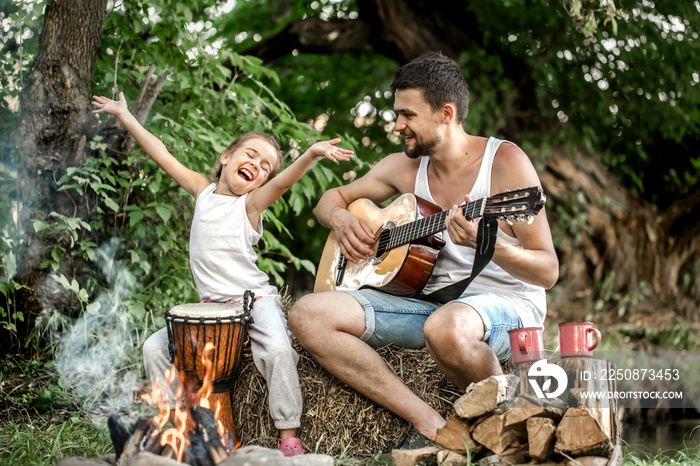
[313,186,546,297]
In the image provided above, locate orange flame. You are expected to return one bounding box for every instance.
[197,343,216,409]
[140,342,233,461]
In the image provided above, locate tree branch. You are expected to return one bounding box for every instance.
[240,17,387,62]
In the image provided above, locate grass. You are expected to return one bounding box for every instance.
[623,444,700,465]
[0,413,111,465]
[621,425,700,466]
[0,356,110,465]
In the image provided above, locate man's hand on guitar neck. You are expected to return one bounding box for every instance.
[445,194,479,249]
[330,208,375,263]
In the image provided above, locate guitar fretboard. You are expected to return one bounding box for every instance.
[376,198,486,253]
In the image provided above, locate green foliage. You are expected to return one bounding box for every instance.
[238,1,700,206]
[680,258,700,297]
[248,51,395,272]
[89,2,353,300]
[0,358,111,465]
[564,0,623,38]
[0,276,23,335]
[550,191,592,247]
[651,318,700,351]
[1,0,361,409]
[594,271,651,319]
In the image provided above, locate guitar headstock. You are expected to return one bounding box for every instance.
[484,186,546,224]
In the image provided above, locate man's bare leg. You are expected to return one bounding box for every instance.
[423,303,503,391]
[288,291,446,439]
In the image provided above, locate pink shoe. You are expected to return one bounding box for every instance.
[277,437,304,457]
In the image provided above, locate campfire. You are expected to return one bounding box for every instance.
[108,343,237,465]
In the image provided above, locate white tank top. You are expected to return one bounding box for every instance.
[414,137,546,327]
[189,183,277,302]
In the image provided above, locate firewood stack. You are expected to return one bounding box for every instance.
[391,370,623,466]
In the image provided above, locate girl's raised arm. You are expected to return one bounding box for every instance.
[92,92,211,198]
[246,138,353,219]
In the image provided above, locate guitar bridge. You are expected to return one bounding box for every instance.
[335,254,348,286]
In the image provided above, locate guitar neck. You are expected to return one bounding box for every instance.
[380,198,486,251]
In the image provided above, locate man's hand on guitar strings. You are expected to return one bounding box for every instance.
[331,209,375,263]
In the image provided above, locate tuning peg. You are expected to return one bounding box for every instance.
[506,217,514,226]
[527,215,534,225]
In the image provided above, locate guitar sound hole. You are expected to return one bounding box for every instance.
[374,230,392,259]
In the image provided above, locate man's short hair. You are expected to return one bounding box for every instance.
[390,51,470,124]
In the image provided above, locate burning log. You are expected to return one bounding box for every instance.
[185,433,214,466]
[114,334,246,465]
[108,413,133,460]
[141,423,164,456]
[224,431,236,453]
[117,417,152,464]
[159,445,177,462]
[191,405,229,464]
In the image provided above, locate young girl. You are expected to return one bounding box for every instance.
[92,92,353,456]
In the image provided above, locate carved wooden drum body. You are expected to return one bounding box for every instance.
[165,294,253,437]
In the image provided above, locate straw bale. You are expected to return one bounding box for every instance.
[231,340,460,459]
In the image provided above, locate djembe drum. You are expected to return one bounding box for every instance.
[165,291,254,440]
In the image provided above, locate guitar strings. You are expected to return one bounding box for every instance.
[376,198,485,253]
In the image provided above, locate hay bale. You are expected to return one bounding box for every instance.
[231,341,460,459]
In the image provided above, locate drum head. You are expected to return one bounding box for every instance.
[167,303,245,322]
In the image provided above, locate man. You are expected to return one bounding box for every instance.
[288,51,558,442]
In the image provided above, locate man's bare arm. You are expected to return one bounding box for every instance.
[316,153,412,262]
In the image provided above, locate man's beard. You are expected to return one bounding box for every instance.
[404,133,440,159]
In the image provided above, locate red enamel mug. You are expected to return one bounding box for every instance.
[558,321,602,358]
[507,327,545,364]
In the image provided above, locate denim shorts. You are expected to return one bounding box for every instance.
[344,288,523,362]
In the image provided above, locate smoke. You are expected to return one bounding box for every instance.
[52,238,149,419]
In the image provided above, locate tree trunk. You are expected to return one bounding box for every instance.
[9,0,108,346]
[5,0,168,354]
